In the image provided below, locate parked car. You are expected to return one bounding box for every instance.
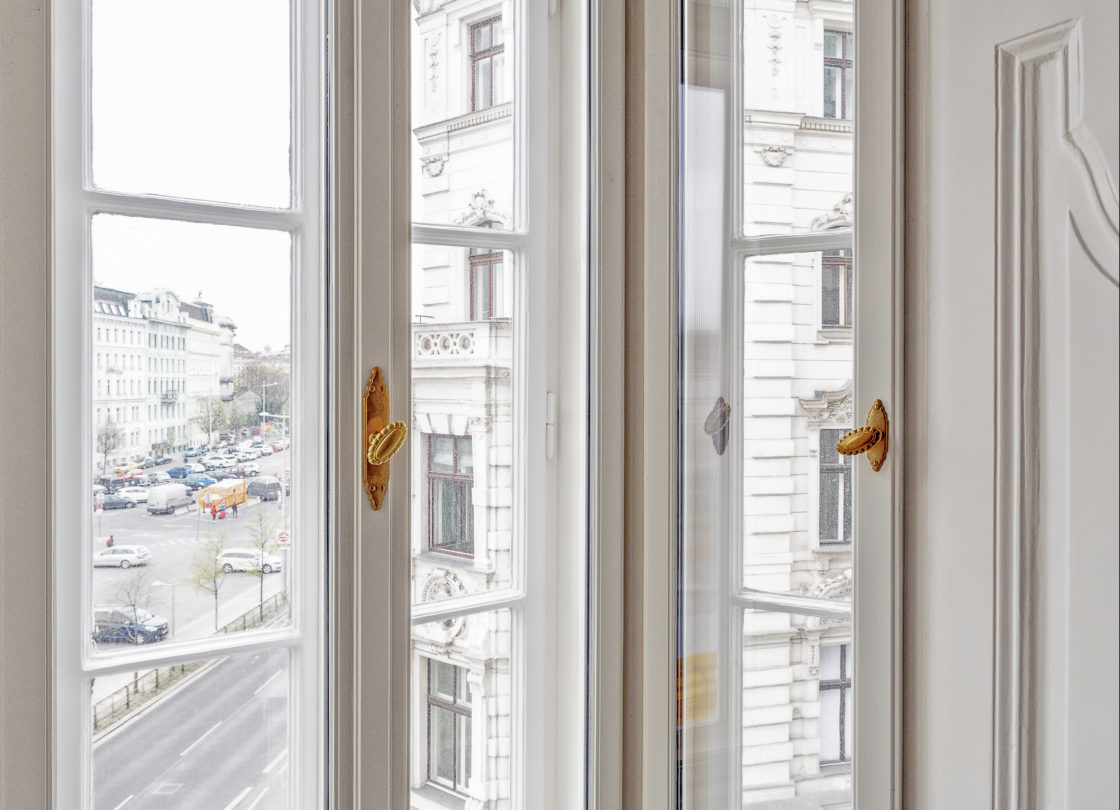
[186,473,217,487]
[92,545,152,568]
[203,456,234,470]
[95,474,126,493]
[144,471,171,486]
[92,606,168,645]
[184,446,206,458]
[112,462,138,474]
[167,466,189,478]
[154,455,173,466]
[217,548,283,574]
[92,484,107,498]
[233,463,261,478]
[117,487,149,504]
[184,462,206,474]
[122,469,146,483]
[247,476,283,502]
[257,444,273,456]
[137,457,156,469]
[100,494,135,510]
[180,478,205,492]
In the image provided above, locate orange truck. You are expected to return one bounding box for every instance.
[197,479,247,512]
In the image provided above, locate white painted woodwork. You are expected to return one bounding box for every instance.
[908,2,1118,806]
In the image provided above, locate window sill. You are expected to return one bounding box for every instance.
[817,327,854,344]
[817,542,853,553]
[415,550,480,570]
[411,783,468,810]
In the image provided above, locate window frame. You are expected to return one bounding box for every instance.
[49,0,326,807]
[823,28,855,121]
[469,14,505,113]
[425,658,473,794]
[819,643,854,764]
[426,433,475,558]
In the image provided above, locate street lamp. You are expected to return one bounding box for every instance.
[260,382,278,435]
[152,580,176,640]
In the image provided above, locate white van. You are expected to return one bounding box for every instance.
[146,483,192,515]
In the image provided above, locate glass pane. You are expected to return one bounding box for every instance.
[91,0,291,207]
[430,658,455,700]
[92,648,289,807]
[682,1,856,805]
[90,215,293,652]
[411,7,516,228]
[742,12,853,234]
[412,246,515,600]
[414,610,510,803]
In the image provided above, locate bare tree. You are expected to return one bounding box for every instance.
[97,418,123,473]
[187,530,228,631]
[245,512,279,620]
[192,396,229,447]
[114,567,152,645]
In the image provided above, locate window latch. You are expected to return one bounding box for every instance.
[835,399,889,471]
[363,366,408,510]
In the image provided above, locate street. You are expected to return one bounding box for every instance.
[93,647,289,809]
[91,447,294,673]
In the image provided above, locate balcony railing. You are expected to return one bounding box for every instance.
[160,390,179,403]
[412,319,512,365]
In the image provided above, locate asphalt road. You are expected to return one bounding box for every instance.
[93,647,290,809]
[91,449,294,673]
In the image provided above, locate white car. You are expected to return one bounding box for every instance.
[117,486,149,504]
[257,445,273,456]
[217,548,283,574]
[93,545,152,568]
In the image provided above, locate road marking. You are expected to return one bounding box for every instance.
[179,721,222,757]
[246,788,270,810]
[111,795,134,810]
[254,669,283,695]
[222,786,253,810]
[262,747,288,774]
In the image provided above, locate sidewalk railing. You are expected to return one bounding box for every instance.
[92,661,206,732]
[218,590,289,634]
[92,592,289,735]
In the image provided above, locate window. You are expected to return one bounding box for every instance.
[427,434,474,556]
[470,15,504,111]
[819,427,853,544]
[819,644,853,763]
[823,29,854,119]
[822,249,854,328]
[468,247,503,320]
[426,659,472,794]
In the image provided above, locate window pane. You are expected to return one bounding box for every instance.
[90,216,293,652]
[743,14,853,234]
[411,9,515,228]
[92,649,289,807]
[91,0,291,207]
[819,687,843,761]
[414,610,510,803]
[413,246,515,599]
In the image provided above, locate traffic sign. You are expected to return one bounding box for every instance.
[278,531,290,545]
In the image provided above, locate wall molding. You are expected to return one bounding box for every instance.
[993,18,1119,810]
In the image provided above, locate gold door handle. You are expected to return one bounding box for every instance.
[363,367,407,510]
[835,399,889,471]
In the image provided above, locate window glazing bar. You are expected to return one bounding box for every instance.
[410,588,525,625]
[411,222,530,251]
[734,588,852,621]
[736,227,853,257]
[83,189,307,230]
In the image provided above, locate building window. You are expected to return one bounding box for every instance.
[470,15,504,111]
[469,247,503,320]
[821,249,853,328]
[427,659,472,794]
[819,428,852,543]
[819,644,853,762]
[428,434,474,556]
[823,30,853,120]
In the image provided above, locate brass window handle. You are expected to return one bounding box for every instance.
[835,399,889,471]
[363,367,407,510]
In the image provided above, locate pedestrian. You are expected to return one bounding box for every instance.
[211,502,218,521]
[106,534,114,548]
[232,502,238,519]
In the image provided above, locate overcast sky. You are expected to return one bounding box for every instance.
[91,0,292,352]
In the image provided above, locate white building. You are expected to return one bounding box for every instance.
[180,297,224,447]
[134,290,191,455]
[92,286,148,470]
